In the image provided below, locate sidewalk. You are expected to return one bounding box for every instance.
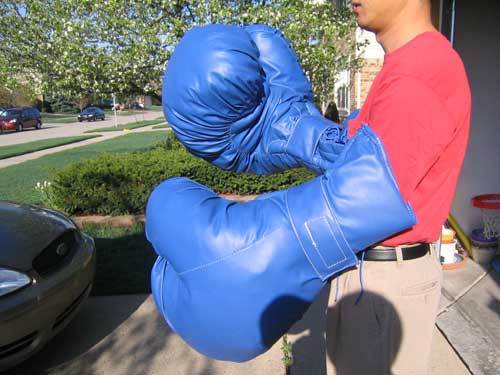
[437,259,500,375]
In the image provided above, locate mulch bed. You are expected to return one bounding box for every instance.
[71,193,257,227]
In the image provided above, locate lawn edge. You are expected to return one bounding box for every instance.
[0,135,102,160]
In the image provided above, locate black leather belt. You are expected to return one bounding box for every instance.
[358,243,430,261]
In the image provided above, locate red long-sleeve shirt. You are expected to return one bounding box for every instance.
[347,32,471,246]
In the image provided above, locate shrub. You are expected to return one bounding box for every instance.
[49,135,315,215]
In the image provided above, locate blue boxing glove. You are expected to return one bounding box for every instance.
[163,24,348,175]
[146,126,416,361]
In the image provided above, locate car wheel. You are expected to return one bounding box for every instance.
[102,116,105,121]
[78,118,83,122]
[35,120,42,129]
[16,123,23,132]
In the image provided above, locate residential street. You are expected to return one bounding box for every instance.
[0,110,163,147]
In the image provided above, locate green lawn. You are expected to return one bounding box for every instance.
[42,113,79,124]
[0,135,101,159]
[152,124,169,129]
[103,110,138,116]
[82,223,156,296]
[43,110,151,123]
[0,131,167,204]
[84,118,165,133]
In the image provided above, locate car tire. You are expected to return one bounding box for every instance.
[35,120,42,129]
[102,116,105,121]
[78,119,83,123]
[16,123,23,132]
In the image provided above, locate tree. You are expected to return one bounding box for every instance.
[0,0,363,111]
[0,1,177,100]
[238,0,364,112]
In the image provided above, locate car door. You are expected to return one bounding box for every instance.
[33,109,41,127]
[28,109,36,128]
[21,109,32,128]
[29,109,36,128]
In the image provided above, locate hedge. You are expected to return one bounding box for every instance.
[49,134,315,215]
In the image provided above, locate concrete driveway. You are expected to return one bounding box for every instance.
[5,288,471,375]
[7,295,284,375]
[0,111,163,147]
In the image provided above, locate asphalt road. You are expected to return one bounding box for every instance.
[0,111,164,147]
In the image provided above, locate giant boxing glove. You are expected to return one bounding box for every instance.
[163,24,348,175]
[146,126,416,362]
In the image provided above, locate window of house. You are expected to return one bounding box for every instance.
[335,0,349,8]
[337,86,349,111]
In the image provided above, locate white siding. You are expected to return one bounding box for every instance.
[356,28,384,59]
[451,2,500,235]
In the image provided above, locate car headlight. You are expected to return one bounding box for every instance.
[0,267,32,297]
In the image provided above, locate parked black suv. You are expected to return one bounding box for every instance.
[0,107,42,134]
[77,107,106,122]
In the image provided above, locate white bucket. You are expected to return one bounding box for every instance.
[440,240,457,264]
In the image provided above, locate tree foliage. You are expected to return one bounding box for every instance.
[0,0,363,110]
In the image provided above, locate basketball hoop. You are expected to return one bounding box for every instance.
[472,194,500,239]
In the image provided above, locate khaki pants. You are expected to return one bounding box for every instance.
[326,247,442,375]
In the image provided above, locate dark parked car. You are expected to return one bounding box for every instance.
[77,107,106,122]
[0,107,42,134]
[0,201,96,371]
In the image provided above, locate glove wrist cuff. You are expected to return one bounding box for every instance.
[286,177,358,281]
[285,116,331,169]
[286,115,347,173]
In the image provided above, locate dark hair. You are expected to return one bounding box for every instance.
[324,102,340,123]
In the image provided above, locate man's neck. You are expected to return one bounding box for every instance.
[376,16,436,53]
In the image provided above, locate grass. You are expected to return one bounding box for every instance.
[152,124,169,129]
[0,135,101,159]
[82,223,156,296]
[103,110,137,116]
[41,113,79,124]
[84,118,165,133]
[42,109,155,123]
[0,131,167,204]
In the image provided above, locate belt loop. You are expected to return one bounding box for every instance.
[395,246,404,267]
[430,243,437,259]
